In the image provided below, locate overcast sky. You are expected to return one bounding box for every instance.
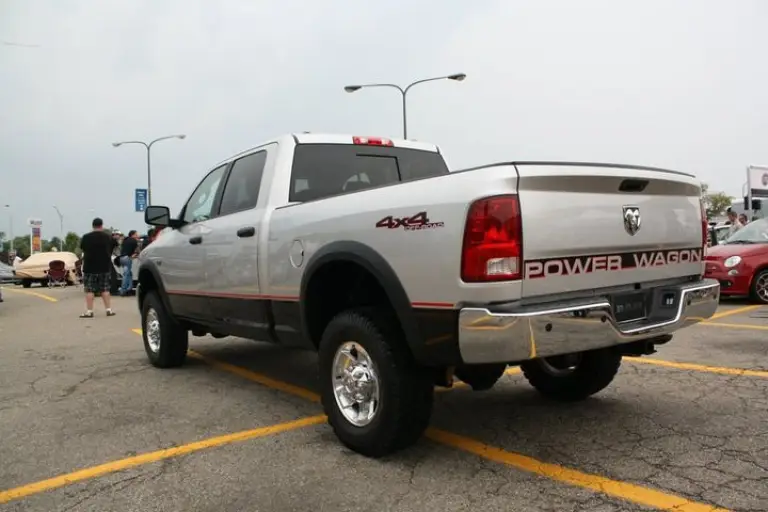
[1,0,765,239]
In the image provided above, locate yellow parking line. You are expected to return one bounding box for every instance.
[699,321,768,331]
[706,305,762,321]
[134,329,321,401]
[137,333,719,512]
[626,357,768,379]
[189,350,321,403]
[0,415,325,505]
[2,287,58,302]
[426,429,728,512]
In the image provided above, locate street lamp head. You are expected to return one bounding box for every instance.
[177,134,187,140]
[344,85,362,93]
[447,73,467,82]
[112,142,122,147]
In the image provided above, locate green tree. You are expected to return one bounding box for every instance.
[44,237,61,252]
[64,231,81,255]
[700,182,733,219]
[2,236,30,257]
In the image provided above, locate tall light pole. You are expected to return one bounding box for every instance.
[112,134,187,207]
[52,205,64,251]
[344,73,466,139]
[2,204,11,254]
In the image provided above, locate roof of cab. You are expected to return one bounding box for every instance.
[213,133,441,169]
[291,133,440,153]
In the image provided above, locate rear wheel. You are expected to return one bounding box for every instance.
[318,308,434,458]
[520,348,622,401]
[22,280,31,288]
[749,270,768,304]
[141,291,188,368]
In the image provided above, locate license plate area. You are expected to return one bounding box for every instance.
[610,291,649,323]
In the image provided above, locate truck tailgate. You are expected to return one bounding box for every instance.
[516,163,705,299]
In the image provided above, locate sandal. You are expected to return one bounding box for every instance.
[79,312,94,318]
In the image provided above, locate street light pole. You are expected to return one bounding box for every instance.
[52,205,64,251]
[344,73,467,139]
[2,204,11,254]
[112,134,187,207]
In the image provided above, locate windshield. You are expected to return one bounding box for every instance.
[723,218,768,244]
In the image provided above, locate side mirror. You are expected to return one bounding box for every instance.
[145,205,171,227]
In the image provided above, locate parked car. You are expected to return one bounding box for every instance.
[707,224,732,247]
[0,262,18,285]
[14,251,79,288]
[135,133,719,458]
[705,217,768,303]
[0,261,15,303]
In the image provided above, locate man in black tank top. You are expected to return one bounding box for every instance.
[78,217,117,318]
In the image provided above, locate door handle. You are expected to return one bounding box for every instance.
[237,226,256,238]
[189,236,203,245]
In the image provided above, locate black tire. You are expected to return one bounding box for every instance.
[318,308,434,458]
[22,280,31,288]
[520,348,622,402]
[141,291,188,368]
[749,269,768,304]
[455,363,507,391]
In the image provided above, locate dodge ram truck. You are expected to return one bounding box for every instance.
[137,132,720,458]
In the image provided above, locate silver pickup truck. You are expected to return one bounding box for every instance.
[137,133,720,457]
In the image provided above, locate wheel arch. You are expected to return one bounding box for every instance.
[137,260,173,315]
[299,241,423,356]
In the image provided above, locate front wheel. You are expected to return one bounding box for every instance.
[141,291,188,368]
[318,308,434,458]
[520,348,622,402]
[750,270,768,304]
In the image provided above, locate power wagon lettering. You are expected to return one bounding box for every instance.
[525,248,702,279]
[375,211,444,231]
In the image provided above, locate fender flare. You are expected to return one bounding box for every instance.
[136,260,174,315]
[299,241,423,354]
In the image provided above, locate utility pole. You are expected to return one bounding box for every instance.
[53,205,64,251]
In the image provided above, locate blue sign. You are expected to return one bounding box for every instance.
[135,188,148,212]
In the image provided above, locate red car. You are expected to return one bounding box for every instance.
[705,218,768,303]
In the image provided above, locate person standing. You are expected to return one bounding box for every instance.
[118,230,140,296]
[726,208,744,237]
[79,217,116,318]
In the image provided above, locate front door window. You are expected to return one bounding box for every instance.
[182,165,227,224]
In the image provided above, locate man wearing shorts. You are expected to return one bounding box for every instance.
[79,217,116,318]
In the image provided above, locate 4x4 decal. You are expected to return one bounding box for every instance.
[375,211,444,231]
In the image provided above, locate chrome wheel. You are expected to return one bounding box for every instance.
[539,353,582,376]
[756,273,768,302]
[145,308,161,353]
[332,341,380,427]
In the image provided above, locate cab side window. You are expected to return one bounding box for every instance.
[218,151,267,216]
[182,164,227,224]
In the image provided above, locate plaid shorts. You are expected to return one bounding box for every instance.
[83,272,111,293]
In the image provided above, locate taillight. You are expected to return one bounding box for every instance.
[352,136,393,147]
[461,195,523,282]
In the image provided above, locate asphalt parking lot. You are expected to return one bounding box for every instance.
[1,285,767,512]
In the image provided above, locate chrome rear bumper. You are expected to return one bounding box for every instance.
[458,279,720,364]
